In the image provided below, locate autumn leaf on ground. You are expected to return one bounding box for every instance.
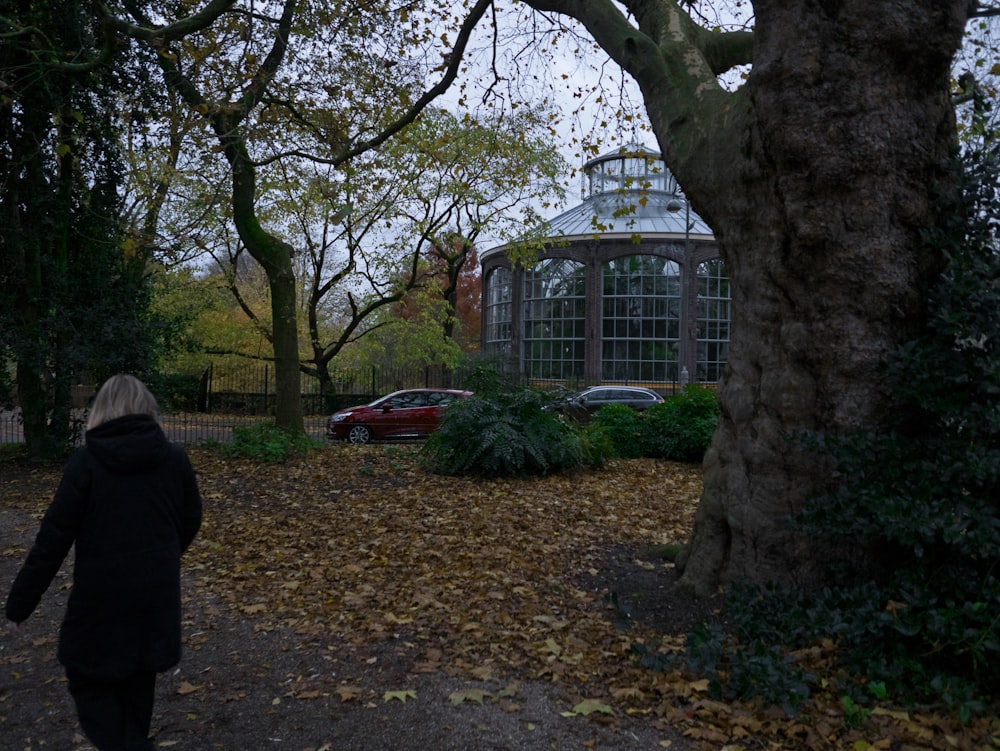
[7,446,997,749]
[688,678,711,694]
[176,681,200,696]
[448,689,492,705]
[383,690,416,703]
[612,686,648,701]
[565,699,615,716]
[335,686,363,702]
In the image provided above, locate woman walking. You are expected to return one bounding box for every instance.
[5,374,203,750]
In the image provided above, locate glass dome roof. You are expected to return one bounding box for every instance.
[545,143,712,241]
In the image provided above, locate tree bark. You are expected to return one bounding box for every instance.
[228,140,305,435]
[677,0,970,594]
[527,0,972,594]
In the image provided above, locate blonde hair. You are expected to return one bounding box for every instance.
[86,374,160,431]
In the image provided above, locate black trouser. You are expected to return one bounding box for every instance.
[66,669,157,751]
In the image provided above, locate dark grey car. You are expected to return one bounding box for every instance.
[555,386,664,423]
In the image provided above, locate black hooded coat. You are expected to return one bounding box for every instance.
[5,414,202,681]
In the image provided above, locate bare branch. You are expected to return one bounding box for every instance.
[327,0,494,166]
[972,3,1000,17]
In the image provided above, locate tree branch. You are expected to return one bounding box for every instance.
[971,2,1000,17]
[100,0,238,42]
[694,25,753,76]
[238,0,297,119]
[327,0,493,166]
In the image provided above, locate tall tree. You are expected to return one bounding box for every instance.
[107,0,496,434]
[0,0,168,456]
[515,0,990,594]
[297,107,564,391]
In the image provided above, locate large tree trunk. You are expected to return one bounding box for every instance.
[528,0,972,595]
[673,1,970,594]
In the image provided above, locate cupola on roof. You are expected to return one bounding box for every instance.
[544,142,712,241]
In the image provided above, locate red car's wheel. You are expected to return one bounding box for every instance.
[347,424,373,444]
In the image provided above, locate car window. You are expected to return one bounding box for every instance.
[388,392,428,409]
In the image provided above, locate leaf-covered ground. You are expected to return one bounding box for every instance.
[2,445,998,750]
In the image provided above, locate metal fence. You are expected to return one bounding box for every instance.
[0,362,487,446]
[0,361,686,447]
[192,362,485,416]
[0,409,331,447]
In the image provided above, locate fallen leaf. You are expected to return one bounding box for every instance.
[871,707,910,722]
[383,690,416,703]
[688,678,711,693]
[176,681,200,696]
[448,689,492,706]
[335,686,363,702]
[570,699,615,716]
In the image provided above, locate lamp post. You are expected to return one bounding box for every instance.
[667,195,693,391]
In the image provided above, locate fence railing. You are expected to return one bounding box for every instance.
[0,409,330,448]
[0,361,686,446]
[165,363,491,416]
[0,363,490,446]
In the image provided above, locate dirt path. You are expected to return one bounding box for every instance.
[1,457,694,750]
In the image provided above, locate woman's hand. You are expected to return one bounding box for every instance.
[6,620,22,636]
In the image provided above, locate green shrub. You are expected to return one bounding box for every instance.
[576,421,615,468]
[590,402,643,458]
[225,422,318,463]
[794,144,1000,709]
[420,366,585,477]
[634,617,814,716]
[639,385,719,462]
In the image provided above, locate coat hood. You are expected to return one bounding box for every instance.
[85,414,171,474]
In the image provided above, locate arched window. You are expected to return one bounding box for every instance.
[522,259,585,381]
[484,267,512,353]
[697,259,730,382]
[602,255,680,382]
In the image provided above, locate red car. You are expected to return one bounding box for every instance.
[326,388,473,444]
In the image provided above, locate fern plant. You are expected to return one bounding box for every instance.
[420,366,586,476]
